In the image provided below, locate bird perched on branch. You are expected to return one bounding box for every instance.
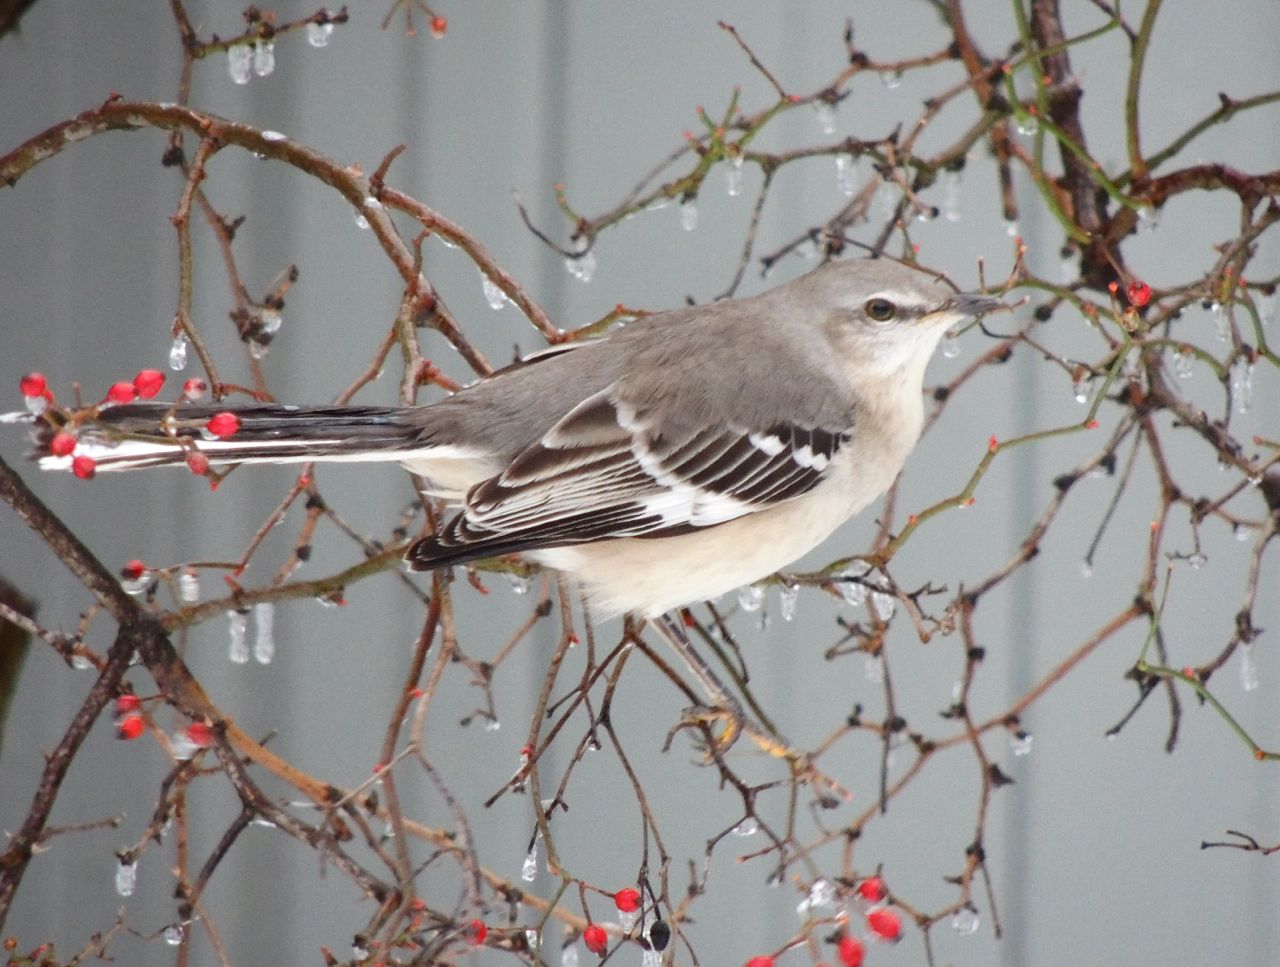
[29,258,1001,618]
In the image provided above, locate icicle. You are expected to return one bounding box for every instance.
[1230,357,1254,414]
[1239,643,1259,692]
[642,950,663,967]
[680,199,699,232]
[252,40,276,77]
[483,717,501,732]
[308,18,335,47]
[1211,302,1228,341]
[561,943,579,967]
[1004,219,1019,238]
[863,653,885,684]
[732,816,759,837]
[227,45,252,85]
[482,274,506,310]
[253,602,275,664]
[228,610,249,664]
[876,180,899,222]
[796,878,836,919]
[951,908,980,935]
[778,582,799,622]
[169,334,189,371]
[813,100,836,135]
[115,857,138,897]
[737,584,764,612]
[1009,731,1033,756]
[521,842,539,882]
[942,168,962,222]
[725,155,745,197]
[1188,552,1207,570]
[1073,377,1089,404]
[835,154,857,197]
[1258,291,1276,326]
[941,336,961,359]
[565,238,597,283]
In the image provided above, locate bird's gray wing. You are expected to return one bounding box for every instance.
[407,383,852,567]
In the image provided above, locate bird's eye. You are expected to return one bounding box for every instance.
[864,298,896,322]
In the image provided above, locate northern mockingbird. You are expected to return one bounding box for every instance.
[35,258,1001,619]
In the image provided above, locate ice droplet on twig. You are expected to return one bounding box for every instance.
[227,45,252,85]
[796,877,836,919]
[521,842,538,882]
[505,571,532,595]
[253,601,275,665]
[737,584,764,612]
[1015,113,1039,136]
[880,70,902,89]
[71,653,93,670]
[836,567,869,608]
[561,944,579,967]
[1004,219,1019,238]
[725,155,744,197]
[163,923,185,946]
[942,168,962,222]
[1235,524,1255,542]
[565,238,597,283]
[169,334,189,371]
[680,199,699,232]
[732,816,759,837]
[642,950,663,967]
[1009,731,1033,756]
[115,857,138,897]
[1172,348,1194,379]
[813,100,836,135]
[228,610,249,664]
[482,274,506,310]
[941,335,961,359]
[778,582,799,622]
[307,19,335,47]
[835,154,857,197]
[1188,552,1207,570]
[1258,291,1276,326]
[1239,643,1259,692]
[252,40,275,77]
[951,908,980,935]
[870,588,896,621]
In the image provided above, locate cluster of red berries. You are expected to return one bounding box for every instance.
[17,370,235,480]
[743,877,901,967]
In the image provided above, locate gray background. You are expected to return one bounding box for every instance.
[1,2,1278,965]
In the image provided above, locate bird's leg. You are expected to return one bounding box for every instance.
[648,613,754,750]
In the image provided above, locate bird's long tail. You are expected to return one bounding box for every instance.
[31,402,434,473]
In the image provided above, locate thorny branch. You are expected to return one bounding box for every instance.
[1,3,1278,966]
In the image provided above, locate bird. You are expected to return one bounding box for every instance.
[33,258,1002,619]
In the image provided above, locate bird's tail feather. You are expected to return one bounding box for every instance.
[34,402,435,473]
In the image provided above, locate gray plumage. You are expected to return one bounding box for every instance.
[36,258,1002,617]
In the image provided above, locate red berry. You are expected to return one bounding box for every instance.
[133,369,165,399]
[583,924,608,956]
[71,455,97,479]
[20,372,47,397]
[116,714,145,740]
[865,906,902,942]
[1126,280,1151,307]
[182,377,208,400]
[856,877,886,903]
[115,694,141,715]
[614,888,641,913]
[186,722,215,747]
[464,919,486,946]
[745,958,775,967]
[205,411,241,439]
[121,559,147,580]
[108,381,137,404]
[186,451,210,475]
[49,431,77,456]
[430,15,447,36]
[838,934,865,967]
